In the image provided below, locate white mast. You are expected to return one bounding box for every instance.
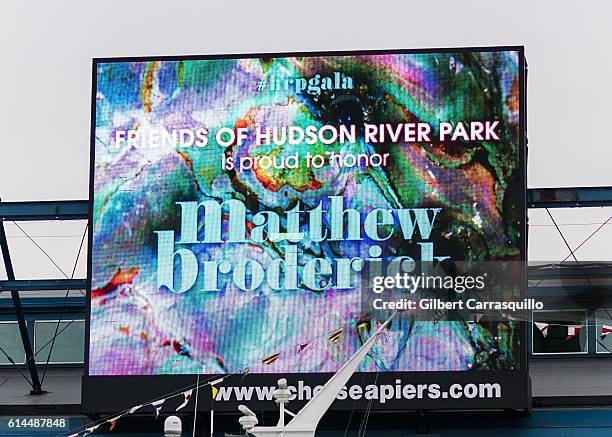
[238,312,397,437]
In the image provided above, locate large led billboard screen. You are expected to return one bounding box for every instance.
[85,47,528,412]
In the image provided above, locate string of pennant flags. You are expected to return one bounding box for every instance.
[534,322,612,340]
[58,314,386,437]
[64,374,228,437]
[59,314,506,437]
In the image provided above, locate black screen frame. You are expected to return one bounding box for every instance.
[84,45,529,413]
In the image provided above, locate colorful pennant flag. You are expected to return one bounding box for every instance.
[262,353,280,365]
[83,424,101,435]
[566,325,582,340]
[211,377,225,400]
[129,404,143,414]
[329,328,343,343]
[601,324,612,340]
[535,322,549,337]
[175,389,193,411]
[152,399,165,418]
[108,415,123,431]
[210,377,225,386]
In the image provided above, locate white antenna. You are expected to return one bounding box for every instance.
[237,312,397,437]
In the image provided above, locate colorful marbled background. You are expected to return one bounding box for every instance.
[89,51,523,375]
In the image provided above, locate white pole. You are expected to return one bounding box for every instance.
[210,406,214,437]
[192,374,200,437]
[283,311,397,430]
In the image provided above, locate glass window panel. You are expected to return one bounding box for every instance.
[34,320,85,364]
[0,321,26,364]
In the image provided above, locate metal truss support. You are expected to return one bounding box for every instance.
[0,188,608,222]
[0,278,87,292]
[0,199,87,395]
[528,186,612,208]
[0,222,45,394]
[0,200,88,221]
[527,263,612,280]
